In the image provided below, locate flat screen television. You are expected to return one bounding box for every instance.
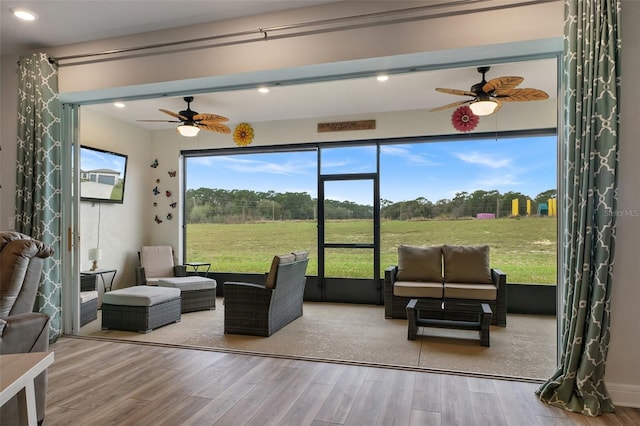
[80,145,128,203]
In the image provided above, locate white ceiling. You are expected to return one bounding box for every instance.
[86,59,557,128]
[2,1,557,127]
[0,0,340,55]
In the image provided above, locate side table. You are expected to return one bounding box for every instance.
[0,351,54,425]
[184,262,211,277]
[81,269,117,292]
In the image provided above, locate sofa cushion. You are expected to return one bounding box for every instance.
[102,286,180,307]
[394,281,443,299]
[443,245,492,284]
[265,253,296,289]
[444,283,497,300]
[158,276,217,291]
[292,251,309,261]
[396,245,442,282]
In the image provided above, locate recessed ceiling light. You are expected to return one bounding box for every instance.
[258,87,270,94]
[377,75,389,82]
[11,8,38,22]
[113,102,126,108]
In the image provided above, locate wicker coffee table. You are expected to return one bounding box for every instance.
[406,299,493,347]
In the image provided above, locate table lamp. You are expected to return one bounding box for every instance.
[88,248,102,271]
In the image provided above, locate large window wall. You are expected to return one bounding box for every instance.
[184,130,557,287]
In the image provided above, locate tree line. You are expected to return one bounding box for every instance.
[185,187,557,224]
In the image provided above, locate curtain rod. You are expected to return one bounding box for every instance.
[51,0,559,65]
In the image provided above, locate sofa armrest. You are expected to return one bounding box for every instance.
[223,281,272,301]
[491,268,507,293]
[491,268,507,326]
[135,266,146,285]
[0,312,50,354]
[384,265,398,318]
[174,265,187,277]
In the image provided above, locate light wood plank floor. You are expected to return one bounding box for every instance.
[44,337,640,425]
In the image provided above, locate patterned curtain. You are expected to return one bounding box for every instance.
[15,53,62,342]
[536,0,621,417]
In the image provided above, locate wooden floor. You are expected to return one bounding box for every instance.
[44,337,639,426]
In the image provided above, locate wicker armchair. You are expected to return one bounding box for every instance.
[224,251,308,337]
[135,245,186,285]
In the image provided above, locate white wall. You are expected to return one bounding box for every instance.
[79,109,151,297]
[1,0,638,406]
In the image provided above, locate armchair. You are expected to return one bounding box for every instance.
[224,251,309,336]
[0,231,54,425]
[135,245,186,285]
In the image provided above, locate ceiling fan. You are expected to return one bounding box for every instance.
[138,96,231,137]
[431,66,549,116]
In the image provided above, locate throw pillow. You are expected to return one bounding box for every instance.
[443,244,492,284]
[396,245,442,282]
[265,253,296,288]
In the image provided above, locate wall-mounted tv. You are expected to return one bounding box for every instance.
[80,145,128,203]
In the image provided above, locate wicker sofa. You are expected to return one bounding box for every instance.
[223,251,309,337]
[384,244,507,326]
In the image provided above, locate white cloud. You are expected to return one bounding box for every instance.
[454,151,511,168]
[199,156,315,176]
[380,145,440,166]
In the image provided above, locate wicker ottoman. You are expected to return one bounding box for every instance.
[80,290,98,327]
[158,276,217,313]
[101,286,181,333]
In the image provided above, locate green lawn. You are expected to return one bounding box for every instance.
[186,217,557,284]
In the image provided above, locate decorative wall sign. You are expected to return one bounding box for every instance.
[317,120,376,132]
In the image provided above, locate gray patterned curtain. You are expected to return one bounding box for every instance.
[536,0,621,417]
[15,53,62,342]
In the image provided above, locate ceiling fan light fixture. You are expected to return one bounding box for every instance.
[177,124,200,137]
[469,100,498,116]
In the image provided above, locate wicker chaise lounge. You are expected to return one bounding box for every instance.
[223,251,309,337]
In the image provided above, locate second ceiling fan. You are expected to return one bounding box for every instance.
[431,66,549,116]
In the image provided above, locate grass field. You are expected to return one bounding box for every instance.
[186,217,558,284]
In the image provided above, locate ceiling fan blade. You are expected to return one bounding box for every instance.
[435,87,476,97]
[197,122,231,134]
[193,113,229,122]
[482,76,524,93]
[137,119,181,123]
[430,99,472,112]
[494,88,549,102]
[159,108,188,121]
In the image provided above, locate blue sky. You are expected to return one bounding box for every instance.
[186,135,557,205]
[81,146,127,176]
